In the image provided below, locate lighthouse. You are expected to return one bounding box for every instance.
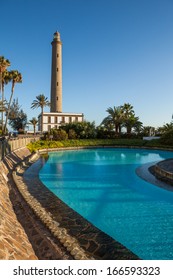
[38,31,84,132]
[50,31,62,112]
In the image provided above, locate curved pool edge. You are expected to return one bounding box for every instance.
[20,150,139,260]
[136,161,173,192]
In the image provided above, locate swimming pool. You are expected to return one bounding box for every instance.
[39,148,173,259]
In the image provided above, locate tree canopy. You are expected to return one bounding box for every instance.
[101,103,143,136]
[8,99,27,132]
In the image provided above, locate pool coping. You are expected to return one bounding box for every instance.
[136,160,173,192]
[13,149,139,260]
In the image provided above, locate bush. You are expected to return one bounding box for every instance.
[160,129,173,146]
[60,121,96,139]
[96,126,115,139]
[52,129,68,141]
[68,129,77,139]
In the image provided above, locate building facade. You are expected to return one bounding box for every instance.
[38,32,84,132]
[38,112,84,132]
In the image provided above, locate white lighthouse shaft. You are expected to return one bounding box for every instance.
[50,31,62,112]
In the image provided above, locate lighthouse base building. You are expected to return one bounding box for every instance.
[38,112,83,132]
[38,31,84,132]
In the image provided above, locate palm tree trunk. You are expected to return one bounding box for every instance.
[0,72,2,133]
[127,126,132,136]
[1,84,5,134]
[4,86,14,134]
[41,106,43,134]
[115,124,119,136]
[34,124,36,135]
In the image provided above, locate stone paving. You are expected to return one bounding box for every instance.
[0,149,37,260]
[0,148,74,260]
[153,159,173,187]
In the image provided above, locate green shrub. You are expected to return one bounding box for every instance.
[27,138,148,152]
[52,129,68,141]
[68,129,77,139]
[160,129,173,146]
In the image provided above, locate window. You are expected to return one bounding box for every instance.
[57,68,59,72]
[69,116,72,123]
[57,97,58,100]
[57,54,59,57]
[57,82,59,86]
[75,116,78,121]
[55,116,58,123]
[48,116,51,123]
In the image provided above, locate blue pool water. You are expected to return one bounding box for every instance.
[39,148,173,259]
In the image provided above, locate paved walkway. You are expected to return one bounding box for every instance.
[0,149,37,260]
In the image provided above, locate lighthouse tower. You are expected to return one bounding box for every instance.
[38,31,84,132]
[50,31,62,112]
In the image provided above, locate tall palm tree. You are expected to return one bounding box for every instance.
[123,115,143,135]
[0,99,7,110]
[31,94,50,133]
[0,57,10,134]
[120,103,138,135]
[162,123,173,133]
[0,56,10,92]
[121,103,134,119]
[142,126,156,137]
[1,70,11,133]
[4,70,22,134]
[29,117,38,134]
[101,106,124,136]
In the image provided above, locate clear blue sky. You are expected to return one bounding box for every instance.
[1,0,173,128]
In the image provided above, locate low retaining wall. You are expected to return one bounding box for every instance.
[0,136,39,160]
[0,137,39,259]
[0,148,37,259]
[154,159,173,185]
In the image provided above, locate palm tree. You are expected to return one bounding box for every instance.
[0,99,8,113]
[121,103,141,136]
[0,57,10,134]
[101,106,124,136]
[31,94,50,133]
[133,119,143,134]
[123,115,143,135]
[0,56,10,92]
[1,70,11,133]
[161,123,173,133]
[4,70,22,134]
[0,100,8,133]
[29,117,38,135]
[142,126,155,137]
[121,103,134,117]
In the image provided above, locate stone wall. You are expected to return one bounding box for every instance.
[0,148,37,259]
[0,136,39,161]
[154,159,173,185]
[0,144,75,260]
